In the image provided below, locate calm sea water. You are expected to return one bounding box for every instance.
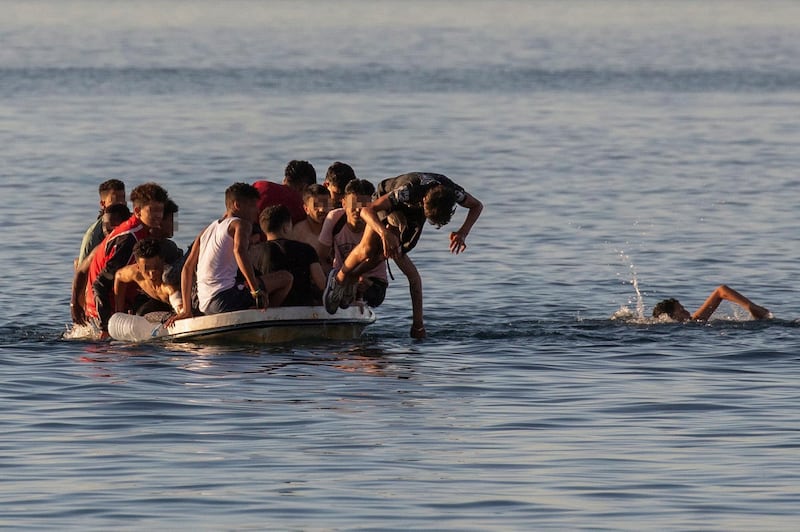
[2,1,800,529]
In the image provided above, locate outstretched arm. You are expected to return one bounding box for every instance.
[166,231,201,326]
[71,245,98,324]
[232,219,265,309]
[450,192,483,254]
[394,253,425,338]
[692,285,771,321]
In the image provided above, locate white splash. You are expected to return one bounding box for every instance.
[616,250,645,320]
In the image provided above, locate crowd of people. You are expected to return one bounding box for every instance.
[70,161,484,339]
[70,161,772,340]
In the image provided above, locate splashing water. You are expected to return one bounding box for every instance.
[616,250,645,319]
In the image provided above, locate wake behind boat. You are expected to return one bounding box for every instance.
[108,306,376,344]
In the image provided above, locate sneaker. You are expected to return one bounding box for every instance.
[339,282,358,309]
[323,269,345,314]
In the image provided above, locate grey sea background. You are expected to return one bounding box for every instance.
[2,0,800,529]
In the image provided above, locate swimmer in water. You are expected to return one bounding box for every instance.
[652,285,770,322]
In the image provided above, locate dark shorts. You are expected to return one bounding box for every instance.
[204,284,256,315]
[381,211,422,254]
[363,277,388,307]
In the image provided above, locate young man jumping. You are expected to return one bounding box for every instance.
[323,172,483,338]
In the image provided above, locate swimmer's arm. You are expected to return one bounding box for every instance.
[692,285,770,321]
[450,192,483,254]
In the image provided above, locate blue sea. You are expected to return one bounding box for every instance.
[2,1,800,529]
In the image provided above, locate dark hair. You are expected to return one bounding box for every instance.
[284,160,316,190]
[652,298,681,319]
[325,162,357,190]
[259,204,292,235]
[344,178,375,197]
[133,238,162,261]
[129,182,169,208]
[98,179,125,195]
[423,185,457,228]
[103,203,131,220]
[225,182,259,209]
[303,183,329,202]
[164,198,179,215]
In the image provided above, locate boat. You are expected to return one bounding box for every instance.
[108,305,376,344]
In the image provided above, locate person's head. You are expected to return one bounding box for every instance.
[652,298,692,322]
[284,160,316,192]
[323,162,357,208]
[132,238,164,284]
[302,184,332,224]
[130,182,168,230]
[259,204,292,237]
[101,203,132,236]
[423,185,457,228]
[249,220,264,246]
[343,179,375,229]
[98,179,126,208]
[225,182,260,222]
[154,198,179,239]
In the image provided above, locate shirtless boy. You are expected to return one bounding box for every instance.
[323,172,483,338]
[169,183,292,323]
[652,285,771,322]
[291,183,332,269]
[113,238,181,316]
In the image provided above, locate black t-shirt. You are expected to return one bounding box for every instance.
[266,238,321,306]
[375,172,468,252]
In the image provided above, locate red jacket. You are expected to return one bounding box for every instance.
[253,180,306,224]
[85,215,151,329]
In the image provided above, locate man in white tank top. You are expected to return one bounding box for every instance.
[167,183,292,324]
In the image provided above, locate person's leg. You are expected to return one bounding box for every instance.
[205,285,253,315]
[335,226,385,285]
[262,270,293,307]
[325,226,385,313]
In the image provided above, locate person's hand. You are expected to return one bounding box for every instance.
[449,231,467,254]
[410,322,426,339]
[252,289,268,311]
[71,302,86,325]
[165,309,192,328]
[382,231,402,260]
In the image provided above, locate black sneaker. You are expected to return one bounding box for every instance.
[323,269,345,314]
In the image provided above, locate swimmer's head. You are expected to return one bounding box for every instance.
[652,298,692,322]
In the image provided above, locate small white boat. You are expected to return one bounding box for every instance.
[108,306,376,344]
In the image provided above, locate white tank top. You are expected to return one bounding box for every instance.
[197,217,240,312]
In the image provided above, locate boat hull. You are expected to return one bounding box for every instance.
[108,306,376,344]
